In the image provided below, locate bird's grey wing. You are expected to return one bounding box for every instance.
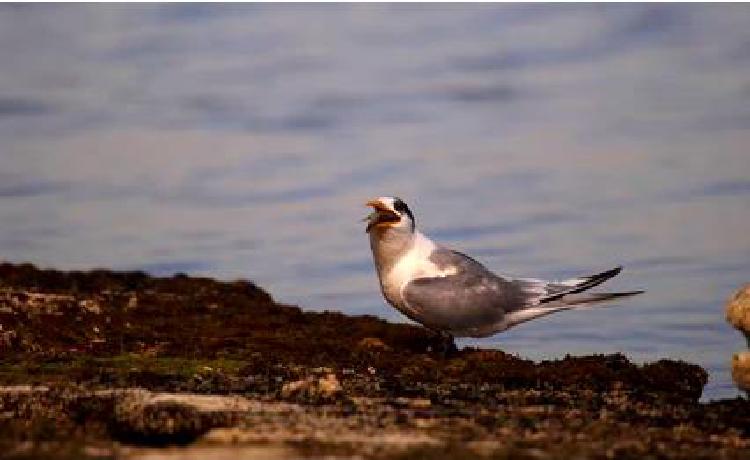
[402,249,536,335]
[405,250,640,335]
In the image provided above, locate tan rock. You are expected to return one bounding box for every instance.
[126,294,139,311]
[726,283,750,343]
[281,373,342,401]
[391,397,432,409]
[357,337,391,351]
[408,398,432,409]
[79,299,102,314]
[731,351,750,394]
[318,373,342,396]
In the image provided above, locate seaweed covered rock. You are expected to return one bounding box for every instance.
[0,261,748,459]
[0,262,710,401]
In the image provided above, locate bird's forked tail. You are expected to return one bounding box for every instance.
[505,266,644,329]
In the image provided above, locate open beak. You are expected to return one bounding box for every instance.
[364,199,400,233]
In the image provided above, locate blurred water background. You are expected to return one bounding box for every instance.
[1,4,749,400]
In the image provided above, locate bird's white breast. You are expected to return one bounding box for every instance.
[379,232,457,309]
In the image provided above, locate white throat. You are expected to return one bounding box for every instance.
[369,225,415,270]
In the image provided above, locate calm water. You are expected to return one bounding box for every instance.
[2,4,749,400]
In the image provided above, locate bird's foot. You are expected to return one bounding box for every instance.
[426,331,458,358]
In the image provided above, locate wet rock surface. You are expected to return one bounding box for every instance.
[1,261,749,459]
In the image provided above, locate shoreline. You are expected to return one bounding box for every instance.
[1,261,748,459]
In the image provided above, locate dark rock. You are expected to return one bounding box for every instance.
[0,261,748,458]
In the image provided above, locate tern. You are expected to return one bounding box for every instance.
[364,196,643,351]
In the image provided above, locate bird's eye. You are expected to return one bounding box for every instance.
[392,197,415,230]
[393,199,408,213]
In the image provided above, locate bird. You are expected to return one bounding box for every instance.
[364,196,643,351]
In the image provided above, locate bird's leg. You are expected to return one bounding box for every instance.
[426,329,457,357]
[440,331,458,357]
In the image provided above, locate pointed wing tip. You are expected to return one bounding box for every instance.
[605,290,645,299]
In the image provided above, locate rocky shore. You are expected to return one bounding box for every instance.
[1,262,748,459]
